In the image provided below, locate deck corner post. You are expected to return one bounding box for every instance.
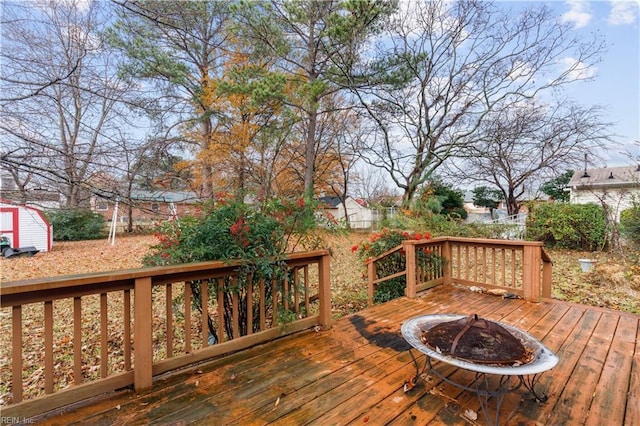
[318,253,332,329]
[523,245,541,303]
[134,276,153,390]
[405,241,417,299]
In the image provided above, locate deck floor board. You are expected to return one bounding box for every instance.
[38,284,639,425]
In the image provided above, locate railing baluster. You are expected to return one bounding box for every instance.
[293,267,300,315]
[491,248,496,284]
[283,274,289,311]
[304,266,309,314]
[247,274,254,335]
[259,278,266,331]
[465,246,470,280]
[272,278,278,326]
[124,289,131,370]
[201,280,208,348]
[166,283,173,358]
[73,296,82,385]
[511,249,516,287]
[100,293,108,378]
[482,247,487,283]
[501,249,506,287]
[184,284,191,353]
[456,244,461,280]
[232,276,239,339]
[473,247,478,282]
[217,279,224,342]
[12,305,22,403]
[44,300,53,394]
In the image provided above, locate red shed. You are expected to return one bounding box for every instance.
[0,200,53,252]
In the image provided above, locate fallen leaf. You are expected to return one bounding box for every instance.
[464,409,477,421]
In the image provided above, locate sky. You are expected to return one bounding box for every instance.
[540,0,640,167]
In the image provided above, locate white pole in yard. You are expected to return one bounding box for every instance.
[108,200,119,246]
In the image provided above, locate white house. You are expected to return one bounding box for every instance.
[569,165,640,222]
[0,199,53,252]
[318,196,374,229]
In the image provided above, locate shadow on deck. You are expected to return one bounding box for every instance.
[38,284,639,425]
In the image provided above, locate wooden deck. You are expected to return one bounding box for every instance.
[38,284,639,425]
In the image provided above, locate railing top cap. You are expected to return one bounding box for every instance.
[1,249,331,295]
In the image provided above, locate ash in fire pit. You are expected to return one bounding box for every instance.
[420,314,533,366]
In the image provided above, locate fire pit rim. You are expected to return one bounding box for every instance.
[401,314,559,376]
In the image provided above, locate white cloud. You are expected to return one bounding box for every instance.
[608,0,640,25]
[561,0,593,28]
[558,57,598,80]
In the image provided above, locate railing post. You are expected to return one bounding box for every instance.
[318,253,332,329]
[442,240,452,285]
[134,277,153,390]
[367,261,375,306]
[523,245,541,302]
[404,241,416,299]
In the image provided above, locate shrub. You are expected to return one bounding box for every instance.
[352,229,441,304]
[46,208,107,241]
[143,194,326,340]
[381,210,496,239]
[620,202,640,248]
[525,203,606,250]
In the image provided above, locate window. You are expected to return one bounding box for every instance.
[95,199,108,211]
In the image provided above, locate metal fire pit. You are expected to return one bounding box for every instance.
[401,314,558,425]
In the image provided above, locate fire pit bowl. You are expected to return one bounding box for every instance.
[401,314,558,376]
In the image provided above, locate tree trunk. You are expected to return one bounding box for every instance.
[127,203,134,233]
[304,107,317,198]
[200,118,213,198]
[340,198,351,229]
[505,192,520,216]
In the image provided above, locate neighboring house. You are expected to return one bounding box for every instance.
[92,190,201,223]
[569,165,640,222]
[0,189,62,210]
[1,173,62,210]
[318,196,375,229]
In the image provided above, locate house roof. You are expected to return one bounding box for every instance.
[318,196,343,208]
[569,165,640,189]
[129,190,201,203]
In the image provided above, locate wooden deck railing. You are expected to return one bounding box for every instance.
[0,250,331,419]
[367,237,552,305]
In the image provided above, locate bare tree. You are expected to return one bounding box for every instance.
[314,102,364,229]
[1,0,135,208]
[349,0,605,208]
[0,2,82,103]
[452,101,611,215]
